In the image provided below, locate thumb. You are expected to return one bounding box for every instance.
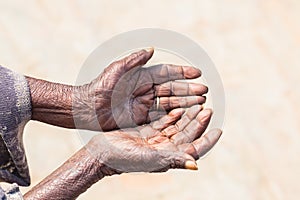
[166,151,198,171]
[115,48,154,73]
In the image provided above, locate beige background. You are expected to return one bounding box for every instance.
[1,0,300,199]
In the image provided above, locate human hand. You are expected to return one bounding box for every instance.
[24,105,222,200]
[73,49,208,131]
[87,105,222,173]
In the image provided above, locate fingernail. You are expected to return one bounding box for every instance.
[197,96,206,104]
[146,47,154,53]
[195,68,202,76]
[184,67,201,78]
[171,108,185,116]
[185,160,198,170]
[203,85,209,94]
[200,109,213,123]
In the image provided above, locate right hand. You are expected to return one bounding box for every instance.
[87,105,222,174]
[24,105,222,200]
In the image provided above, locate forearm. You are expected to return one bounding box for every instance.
[26,76,76,128]
[23,145,110,200]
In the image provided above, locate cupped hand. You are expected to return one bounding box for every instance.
[87,105,222,174]
[23,105,222,200]
[73,49,208,131]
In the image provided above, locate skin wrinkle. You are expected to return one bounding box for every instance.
[24,147,107,200]
[131,69,142,96]
[131,96,140,125]
[180,96,187,107]
[187,80,190,96]
[195,131,220,158]
[162,125,177,138]
[165,64,171,81]
[26,76,75,128]
[24,106,221,199]
[178,105,202,131]
[123,50,146,71]
[27,53,207,131]
[146,68,156,85]
[117,101,132,127]
[172,109,212,145]
[181,128,194,143]
[23,49,217,199]
[170,81,174,96]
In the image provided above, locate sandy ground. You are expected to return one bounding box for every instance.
[0,0,300,199]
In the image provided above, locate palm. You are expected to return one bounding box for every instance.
[88,105,222,173]
[76,49,208,131]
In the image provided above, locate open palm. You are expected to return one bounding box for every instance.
[88,105,222,173]
[73,49,208,131]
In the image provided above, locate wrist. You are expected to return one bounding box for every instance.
[24,146,106,200]
[72,83,99,130]
[86,135,120,177]
[25,76,103,130]
[26,76,76,128]
[72,81,110,131]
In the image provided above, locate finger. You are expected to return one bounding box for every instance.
[146,108,184,135]
[151,108,185,131]
[155,81,208,97]
[146,110,167,124]
[178,129,222,160]
[161,125,178,138]
[152,151,198,172]
[113,48,154,73]
[172,152,198,170]
[158,96,206,111]
[143,64,201,84]
[171,109,213,145]
[160,105,203,138]
[138,125,158,138]
[175,105,203,131]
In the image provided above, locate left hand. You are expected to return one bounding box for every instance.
[73,49,208,131]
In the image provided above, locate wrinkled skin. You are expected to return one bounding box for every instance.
[27,49,208,132]
[24,49,218,200]
[24,105,222,200]
[88,105,221,172]
[73,49,208,131]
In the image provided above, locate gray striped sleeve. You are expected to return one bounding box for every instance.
[0,184,23,200]
[0,65,32,188]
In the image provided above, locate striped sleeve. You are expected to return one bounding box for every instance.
[0,65,32,188]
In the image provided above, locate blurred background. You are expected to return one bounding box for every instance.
[0,0,300,199]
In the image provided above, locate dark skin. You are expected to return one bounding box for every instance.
[26,49,208,131]
[23,49,221,199]
[24,106,222,200]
